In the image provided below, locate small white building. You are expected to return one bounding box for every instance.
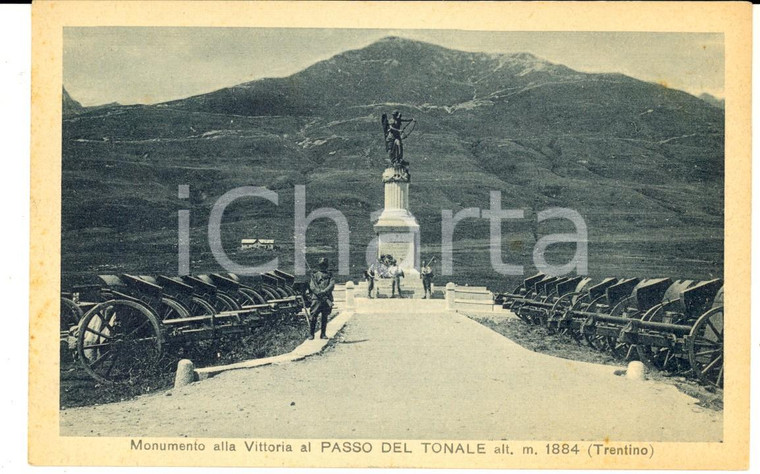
[240,239,276,251]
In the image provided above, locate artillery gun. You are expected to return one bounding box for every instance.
[501,275,725,388]
[62,271,305,384]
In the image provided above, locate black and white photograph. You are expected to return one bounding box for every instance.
[27,1,751,469]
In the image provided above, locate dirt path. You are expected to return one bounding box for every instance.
[60,302,721,441]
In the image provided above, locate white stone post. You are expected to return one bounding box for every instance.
[174,359,195,388]
[345,281,355,311]
[446,282,456,310]
[626,361,647,381]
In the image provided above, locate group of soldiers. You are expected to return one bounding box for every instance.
[363,255,435,299]
[305,255,436,339]
[364,254,405,298]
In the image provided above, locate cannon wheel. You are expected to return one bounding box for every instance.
[585,334,610,352]
[510,290,533,310]
[572,294,599,347]
[214,293,240,312]
[636,302,689,373]
[258,285,281,301]
[511,301,530,324]
[239,288,268,305]
[687,306,724,388]
[637,341,688,374]
[605,337,634,360]
[186,296,216,317]
[584,322,613,353]
[510,283,524,296]
[607,296,638,360]
[550,293,579,339]
[609,295,638,318]
[158,297,190,321]
[579,295,605,349]
[240,288,267,305]
[76,299,162,384]
[181,296,218,333]
[585,333,631,357]
[61,297,83,331]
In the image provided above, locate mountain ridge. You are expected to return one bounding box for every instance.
[63,86,85,116]
[698,92,725,109]
[160,37,717,124]
[61,36,725,287]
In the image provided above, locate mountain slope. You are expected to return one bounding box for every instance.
[61,37,724,287]
[699,93,725,109]
[63,86,85,116]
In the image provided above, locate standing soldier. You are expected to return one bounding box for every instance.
[308,257,335,340]
[420,257,435,299]
[364,258,379,299]
[388,258,404,298]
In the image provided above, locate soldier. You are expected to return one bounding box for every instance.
[308,257,335,340]
[388,258,404,298]
[364,258,379,299]
[420,258,435,299]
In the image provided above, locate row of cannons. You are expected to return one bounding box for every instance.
[496,275,724,388]
[60,271,305,384]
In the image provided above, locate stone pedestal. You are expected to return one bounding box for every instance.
[374,167,420,272]
[371,166,424,298]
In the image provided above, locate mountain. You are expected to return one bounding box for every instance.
[62,86,85,116]
[170,37,720,135]
[699,93,725,109]
[61,37,725,288]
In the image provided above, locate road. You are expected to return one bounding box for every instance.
[60,300,721,441]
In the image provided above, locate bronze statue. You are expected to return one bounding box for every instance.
[381,110,416,167]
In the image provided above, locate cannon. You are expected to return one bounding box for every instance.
[223,272,302,315]
[60,284,102,332]
[548,277,620,339]
[494,273,545,307]
[579,278,668,360]
[501,275,725,387]
[510,276,592,328]
[577,278,724,387]
[70,272,305,384]
[60,292,83,333]
[686,284,724,387]
[629,279,723,384]
[505,274,560,324]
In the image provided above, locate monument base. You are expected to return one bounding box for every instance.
[355,271,438,299]
[371,166,423,292]
[373,207,420,272]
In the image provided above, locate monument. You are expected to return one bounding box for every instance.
[372,110,423,296]
[374,166,420,275]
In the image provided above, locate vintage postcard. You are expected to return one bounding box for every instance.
[29,1,751,469]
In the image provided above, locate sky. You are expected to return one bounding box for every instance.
[63,28,724,107]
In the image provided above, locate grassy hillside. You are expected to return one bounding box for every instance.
[61,37,724,291]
